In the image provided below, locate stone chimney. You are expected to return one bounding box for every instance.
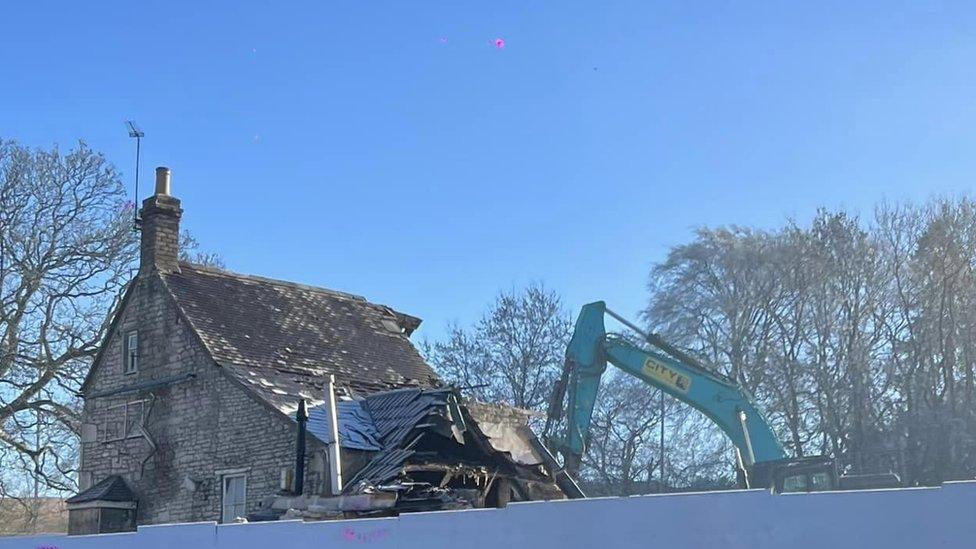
[139,167,182,274]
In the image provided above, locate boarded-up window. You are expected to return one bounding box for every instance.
[221,474,247,523]
[102,404,125,441]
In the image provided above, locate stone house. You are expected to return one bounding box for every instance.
[70,168,563,535]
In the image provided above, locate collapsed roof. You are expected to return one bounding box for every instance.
[293,387,564,514]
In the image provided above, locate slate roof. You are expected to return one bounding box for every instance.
[66,475,134,504]
[303,388,459,453]
[306,400,383,451]
[339,388,471,490]
[162,263,441,411]
[364,388,461,449]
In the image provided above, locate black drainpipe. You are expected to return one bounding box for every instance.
[294,399,308,495]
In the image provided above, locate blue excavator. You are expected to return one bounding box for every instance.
[546,301,897,494]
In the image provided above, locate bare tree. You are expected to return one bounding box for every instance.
[0,140,138,497]
[642,199,976,487]
[580,371,661,496]
[0,140,223,532]
[577,370,736,496]
[424,283,572,412]
[877,199,976,484]
[179,230,224,268]
[646,227,781,392]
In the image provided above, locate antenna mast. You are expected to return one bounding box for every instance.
[125,121,145,231]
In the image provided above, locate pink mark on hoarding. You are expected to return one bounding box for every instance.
[439,37,449,43]
[341,527,390,543]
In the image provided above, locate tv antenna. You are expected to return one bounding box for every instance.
[125,121,145,231]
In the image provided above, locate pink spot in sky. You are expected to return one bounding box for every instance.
[439,37,449,43]
[493,38,505,49]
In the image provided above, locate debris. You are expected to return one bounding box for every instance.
[271,387,566,521]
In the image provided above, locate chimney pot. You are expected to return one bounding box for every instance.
[155,167,171,196]
[139,165,182,275]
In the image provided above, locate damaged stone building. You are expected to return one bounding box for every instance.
[69,168,567,535]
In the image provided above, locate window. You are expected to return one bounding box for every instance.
[781,474,809,493]
[102,406,125,441]
[221,474,247,523]
[123,330,139,374]
[101,400,146,442]
[124,401,145,436]
[810,472,833,491]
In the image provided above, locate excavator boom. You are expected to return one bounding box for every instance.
[551,301,836,492]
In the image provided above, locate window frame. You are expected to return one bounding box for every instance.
[123,330,139,374]
[101,400,147,442]
[221,473,248,523]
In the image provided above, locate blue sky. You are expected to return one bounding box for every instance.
[3,2,975,341]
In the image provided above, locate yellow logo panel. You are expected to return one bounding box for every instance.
[641,357,692,393]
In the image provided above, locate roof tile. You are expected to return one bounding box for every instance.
[66,475,134,504]
[162,263,441,411]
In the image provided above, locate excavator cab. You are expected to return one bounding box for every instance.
[750,456,838,493]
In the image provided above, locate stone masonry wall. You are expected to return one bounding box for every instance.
[80,272,326,525]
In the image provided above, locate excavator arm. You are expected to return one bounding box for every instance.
[551,302,822,490]
[547,301,902,494]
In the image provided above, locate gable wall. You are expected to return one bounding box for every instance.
[80,273,328,526]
